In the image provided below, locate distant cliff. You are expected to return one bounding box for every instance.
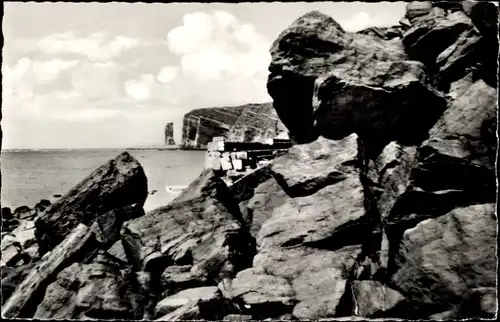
[181,103,287,149]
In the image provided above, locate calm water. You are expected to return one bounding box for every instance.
[1,149,206,212]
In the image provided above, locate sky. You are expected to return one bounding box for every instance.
[2,1,406,149]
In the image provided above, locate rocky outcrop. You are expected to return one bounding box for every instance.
[164,122,176,145]
[2,2,497,321]
[267,10,447,147]
[181,103,287,149]
[35,151,148,253]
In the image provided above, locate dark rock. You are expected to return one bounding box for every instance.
[34,199,51,213]
[154,286,221,318]
[456,287,497,318]
[1,262,36,305]
[160,265,208,297]
[271,134,359,197]
[164,122,176,145]
[13,206,35,220]
[121,195,255,281]
[155,301,202,320]
[2,207,13,218]
[253,246,362,319]
[93,203,144,249]
[267,11,446,145]
[244,176,288,237]
[403,10,473,66]
[218,268,295,319]
[349,281,405,317]
[463,1,499,36]
[2,223,99,318]
[34,252,143,319]
[35,151,148,254]
[106,240,128,264]
[435,28,481,89]
[390,203,496,316]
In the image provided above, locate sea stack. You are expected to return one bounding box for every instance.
[164,123,176,146]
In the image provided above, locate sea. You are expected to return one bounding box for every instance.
[0,149,206,213]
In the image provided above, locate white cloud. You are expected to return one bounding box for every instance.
[124,74,155,100]
[157,65,179,84]
[166,10,271,82]
[342,11,385,32]
[70,61,121,99]
[32,59,80,82]
[36,31,139,61]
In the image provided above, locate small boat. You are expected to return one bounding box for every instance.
[165,185,187,194]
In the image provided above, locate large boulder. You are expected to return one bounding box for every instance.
[34,253,143,319]
[258,134,374,250]
[390,203,497,316]
[35,152,148,254]
[267,10,446,145]
[221,246,361,319]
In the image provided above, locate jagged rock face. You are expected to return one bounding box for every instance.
[164,122,176,145]
[35,152,148,254]
[390,204,497,315]
[385,80,497,235]
[226,103,288,143]
[267,10,447,146]
[181,106,246,149]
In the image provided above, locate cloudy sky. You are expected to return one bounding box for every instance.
[2,2,405,149]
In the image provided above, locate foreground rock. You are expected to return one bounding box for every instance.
[34,252,143,319]
[390,203,496,317]
[267,10,446,145]
[223,246,362,319]
[349,281,405,317]
[154,286,223,318]
[2,224,98,318]
[35,151,148,254]
[1,219,38,267]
